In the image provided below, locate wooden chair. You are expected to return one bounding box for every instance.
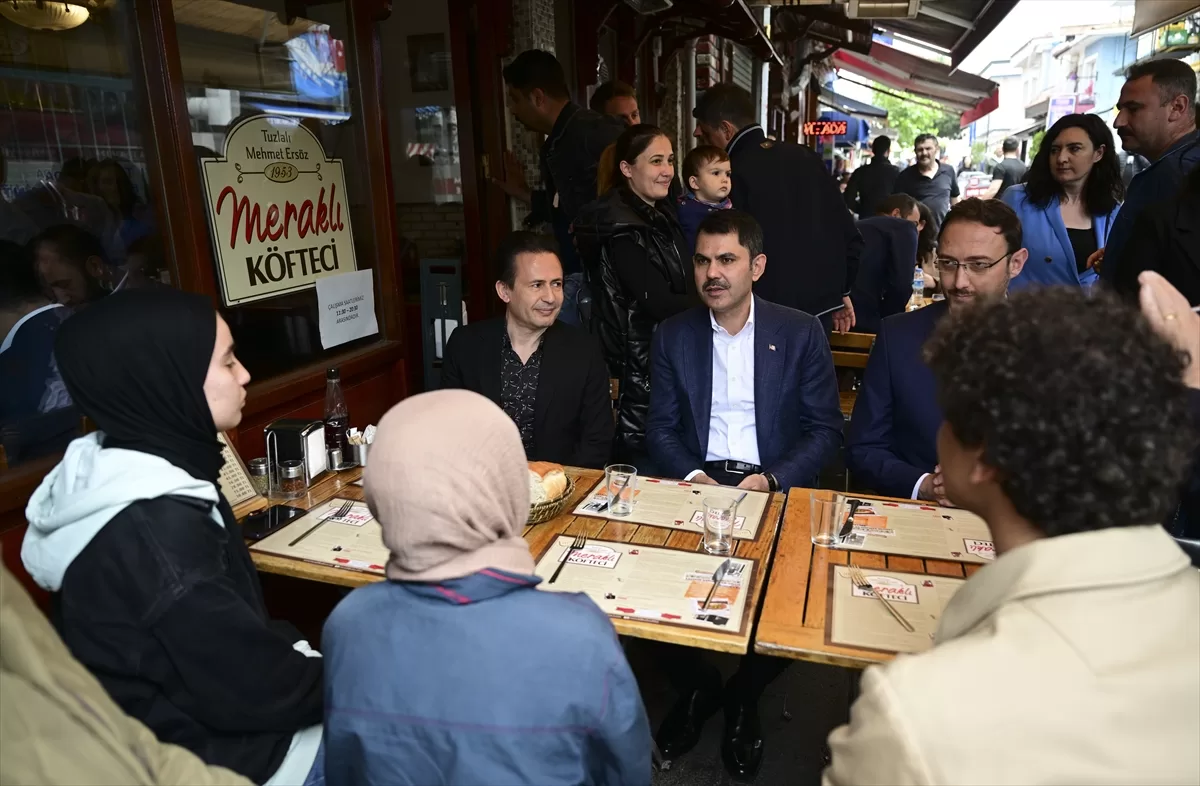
[828,331,876,419]
[828,331,875,370]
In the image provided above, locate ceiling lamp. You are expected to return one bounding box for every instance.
[0,1,93,31]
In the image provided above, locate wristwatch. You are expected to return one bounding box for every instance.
[764,472,780,492]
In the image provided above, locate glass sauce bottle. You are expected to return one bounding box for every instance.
[324,367,349,461]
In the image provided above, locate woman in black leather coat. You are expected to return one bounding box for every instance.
[574,124,698,471]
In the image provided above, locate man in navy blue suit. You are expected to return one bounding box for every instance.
[646,210,842,778]
[847,198,1028,501]
[647,211,843,492]
[850,194,922,335]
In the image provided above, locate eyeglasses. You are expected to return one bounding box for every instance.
[934,253,1011,274]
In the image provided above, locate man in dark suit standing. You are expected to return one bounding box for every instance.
[693,84,863,332]
[441,232,613,468]
[847,199,1027,501]
[851,194,922,334]
[646,210,842,778]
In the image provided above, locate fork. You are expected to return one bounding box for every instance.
[548,535,587,584]
[848,566,915,632]
[288,499,355,547]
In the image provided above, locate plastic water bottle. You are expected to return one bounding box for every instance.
[908,265,925,312]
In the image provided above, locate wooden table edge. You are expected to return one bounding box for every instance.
[753,640,881,670]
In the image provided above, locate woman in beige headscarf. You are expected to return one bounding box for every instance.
[319,390,651,786]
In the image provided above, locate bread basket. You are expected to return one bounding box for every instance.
[527,474,576,526]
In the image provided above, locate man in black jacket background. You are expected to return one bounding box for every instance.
[844,135,899,218]
[498,50,624,325]
[441,232,613,468]
[693,84,863,332]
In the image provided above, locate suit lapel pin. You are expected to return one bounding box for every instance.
[769,344,776,351]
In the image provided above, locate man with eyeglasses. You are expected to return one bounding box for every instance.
[847,198,1028,502]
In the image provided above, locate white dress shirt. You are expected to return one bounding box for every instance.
[686,301,760,479]
[912,473,930,500]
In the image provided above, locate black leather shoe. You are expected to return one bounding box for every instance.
[721,702,764,781]
[655,688,721,760]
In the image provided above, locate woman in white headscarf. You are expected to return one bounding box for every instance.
[320,390,651,786]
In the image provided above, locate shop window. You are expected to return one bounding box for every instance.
[1,2,166,467]
[379,8,462,302]
[174,0,383,379]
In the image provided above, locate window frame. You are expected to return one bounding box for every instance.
[0,0,406,520]
[133,0,405,418]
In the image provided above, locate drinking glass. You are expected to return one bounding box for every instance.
[604,464,637,516]
[811,493,839,547]
[703,497,736,556]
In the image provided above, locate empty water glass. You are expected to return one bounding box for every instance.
[703,497,736,556]
[810,493,838,547]
[605,464,637,516]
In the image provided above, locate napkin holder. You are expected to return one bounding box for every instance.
[264,419,327,484]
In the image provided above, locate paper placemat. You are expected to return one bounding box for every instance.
[832,495,995,563]
[250,498,387,575]
[535,536,756,634]
[571,477,769,540]
[829,567,964,654]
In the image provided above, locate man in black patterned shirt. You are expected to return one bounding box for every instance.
[441,232,613,467]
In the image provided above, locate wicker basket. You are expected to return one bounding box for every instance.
[527,475,577,526]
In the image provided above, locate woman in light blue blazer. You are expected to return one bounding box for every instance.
[1003,114,1124,290]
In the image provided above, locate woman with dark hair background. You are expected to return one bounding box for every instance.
[573,124,697,470]
[1003,113,1124,290]
[915,200,939,293]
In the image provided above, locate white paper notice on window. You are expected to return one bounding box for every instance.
[316,269,379,350]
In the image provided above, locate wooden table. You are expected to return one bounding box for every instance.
[753,488,981,669]
[240,467,785,655]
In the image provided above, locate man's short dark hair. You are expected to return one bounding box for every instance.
[589,80,635,113]
[695,209,763,259]
[502,50,569,100]
[30,224,109,268]
[0,240,42,309]
[1125,58,1197,107]
[692,84,756,130]
[1001,137,1020,153]
[496,231,561,287]
[876,193,919,218]
[924,287,1193,537]
[913,133,938,148]
[939,198,1022,255]
[871,135,891,156]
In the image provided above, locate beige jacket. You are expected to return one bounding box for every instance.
[825,525,1200,786]
[0,565,252,786]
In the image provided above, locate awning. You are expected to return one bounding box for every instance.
[818,86,888,119]
[645,0,783,68]
[831,42,1000,127]
[1130,0,1200,37]
[766,0,1017,67]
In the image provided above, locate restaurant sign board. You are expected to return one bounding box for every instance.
[200,116,357,306]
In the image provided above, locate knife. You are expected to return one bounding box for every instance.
[702,558,732,611]
[837,498,863,541]
[595,472,634,514]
